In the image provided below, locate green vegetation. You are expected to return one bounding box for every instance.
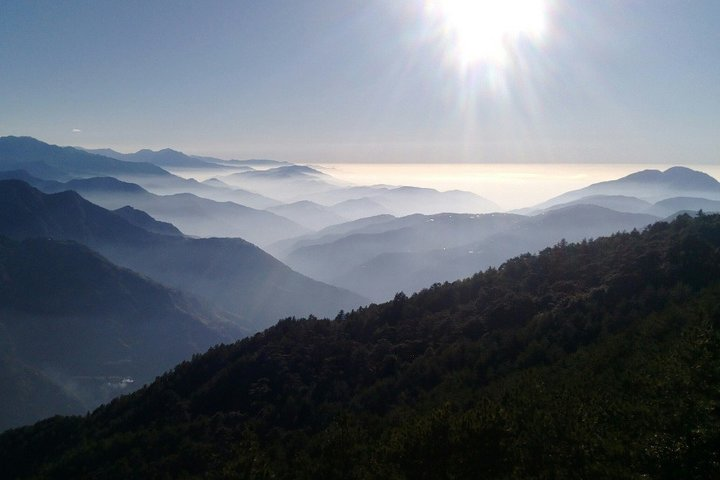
[2,213,720,479]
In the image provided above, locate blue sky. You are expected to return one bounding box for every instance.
[1,0,719,163]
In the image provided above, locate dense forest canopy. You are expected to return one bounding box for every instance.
[2,213,720,479]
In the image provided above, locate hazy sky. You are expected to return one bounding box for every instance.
[1,0,719,163]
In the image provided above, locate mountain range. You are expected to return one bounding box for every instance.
[221,165,345,201]
[531,166,720,211]
[46,175,306,246]
[279,205,660,301]
[0,180,367,328]
[305,184,501,217]
[0,136,167,181]
[84,147,224,169]
[2,137,283,209]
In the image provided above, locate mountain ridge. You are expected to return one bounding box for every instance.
[0,136,168,180]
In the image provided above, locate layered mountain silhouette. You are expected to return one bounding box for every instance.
[3,213,719,478]
[281,206,659,301]
[305,185,501,217]
[0,235,239,431]
[541,194,654,214]
[112,205,183,236]
[0,180,367,328]
[124,173,282,209]
[266,200,349,231]
[0,136,167,181]
[327,196,392,220]
[648,196,720,217]
[0,170,299,244]
[517,167,720,219]
[44,176,307,245]
[281,212,523,279]
[85,147,221,169]
[0,137,281,210]
[267,213,400,258]
[534,166,720,209]
[222,165,343,201]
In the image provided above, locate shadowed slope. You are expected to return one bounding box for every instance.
[0,236,238,431]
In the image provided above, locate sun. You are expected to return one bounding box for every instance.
[425,0,548,69]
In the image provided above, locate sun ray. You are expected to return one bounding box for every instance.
[425,0,548,70]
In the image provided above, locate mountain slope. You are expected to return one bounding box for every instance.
[2,213,719,478]
[0,236,238,431]
[112,206,183,236]
[0,354,85,433]
[0,180,367,327]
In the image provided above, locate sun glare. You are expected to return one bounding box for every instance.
[425,0,548,69]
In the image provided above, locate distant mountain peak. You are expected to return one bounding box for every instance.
[536,166,720,210]
[662,166,719,185]
[613,166,719,189]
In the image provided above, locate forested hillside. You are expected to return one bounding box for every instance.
[2,213,719,479]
